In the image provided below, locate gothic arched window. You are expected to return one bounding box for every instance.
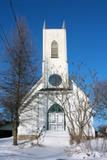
[51,40,58,58]
[48,103,64,113]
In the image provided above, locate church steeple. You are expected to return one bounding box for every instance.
[43,20,46,29]
[62,20,65,29]
[42,24,68,89]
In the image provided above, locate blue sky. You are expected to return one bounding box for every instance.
[0,0,107,80]
[0,0,107,128]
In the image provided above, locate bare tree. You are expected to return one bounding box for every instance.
[94,80,107,120]
[48,64,97,143]
[68,64,97,142]
[0,19,38,145]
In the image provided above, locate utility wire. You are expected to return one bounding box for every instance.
[9,0,21,35]
[9,0,37,83]
[0,23,10,49]
[0,25,10,51]
[0,23,18,59]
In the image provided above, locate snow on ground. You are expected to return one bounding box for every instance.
[0,137,69,160]
[65,138,107,160]
[0,133,107,160]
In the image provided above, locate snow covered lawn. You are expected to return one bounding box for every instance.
[0,136,107,160]
[0,137,68,160]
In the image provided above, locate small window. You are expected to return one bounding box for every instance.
[51,40,58,58]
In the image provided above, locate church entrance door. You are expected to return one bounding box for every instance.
[48,112,64,131]
[48,103,65,131]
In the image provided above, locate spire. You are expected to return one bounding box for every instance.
[62,20,65,29]
[43,20,46,29]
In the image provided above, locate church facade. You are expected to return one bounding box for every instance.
[18,23,95,139]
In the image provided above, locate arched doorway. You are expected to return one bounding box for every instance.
[47,103,65,131]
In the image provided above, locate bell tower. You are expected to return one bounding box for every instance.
[42,22,69,89]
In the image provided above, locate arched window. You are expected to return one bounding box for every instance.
[48,103,64,113]
[51,40,58,58]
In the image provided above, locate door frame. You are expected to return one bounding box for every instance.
[47,103,66,131]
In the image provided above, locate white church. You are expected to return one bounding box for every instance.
[18,23,95,141]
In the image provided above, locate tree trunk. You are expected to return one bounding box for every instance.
[79,127,84,142]
[13,120,18,145]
